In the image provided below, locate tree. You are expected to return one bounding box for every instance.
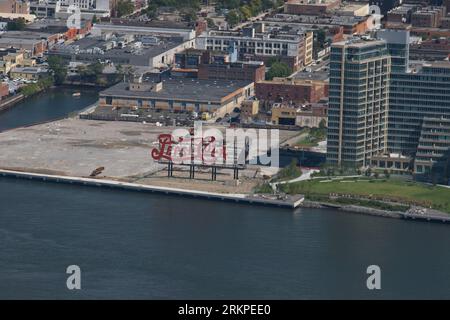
[217,0,240,10]
[7,18,26,31]
[116,64,123,74]
[239,5,252,20]
[47,56,67,85]
[265,61,291,80]
[92,15,98,24]
[77,62,104,83]
[146,3,158,19]
[276,159,302,181]
[319,119,326,129]
[117,0,134,17]
[206,18,216,29]
[262,0,276,10]
[250,0,262,15]
[266,57,280,67]
[182,9,198,23]
[226,10,241,27]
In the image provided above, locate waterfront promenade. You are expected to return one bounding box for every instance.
[0,168,304,209]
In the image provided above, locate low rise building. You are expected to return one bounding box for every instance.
[387,4,419,24]
[255,78,327,104]
[334,2,369,17]
[271,102,328,127]
[369,153,412,173]
[410,37,450,60]
[91,22,196,42]
[198,61,265,83]
[0,82,9,100]
[295,103,328,128]
[10,66,48,80]
[265,13,370,35]
[174,48,266,82]
[411,6,446,28]
[98,77,254,117]
[271,103,298,125]
[284,0,341,15]
[30,0,111,19]
[109,18,206,38]
[0,36,47,56]
[196,26,313,71]
[0,0,29,14]
[25,18,93,42]
[0,50,25,73]
[240,99,260,122]
[48,34,194,69]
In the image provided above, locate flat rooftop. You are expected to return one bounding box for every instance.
[110,18,195,31]
[292,70,329,81]
[52,36,185,66]
[333,38,386,48]
[409,60,450,73]
[203,30,304,42]
[1,30,54,40]
[0,37,43,46]
[100,78,252,103]
[267,13,367,26]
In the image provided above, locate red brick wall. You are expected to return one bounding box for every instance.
[0,83,9,99]
[255,81,326,104]
[34,41,45,56]
[198,63,265,82]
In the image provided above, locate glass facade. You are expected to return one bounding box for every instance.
[327,40,391,167]
[388,65,450,156]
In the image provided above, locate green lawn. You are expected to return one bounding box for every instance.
[280,178,450,213]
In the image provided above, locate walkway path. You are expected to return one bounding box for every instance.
[269,168,320,191]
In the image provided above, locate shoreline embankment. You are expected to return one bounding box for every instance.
[0,168,449,224]
[301,200,450,224]
[0,94,24,113]
[0,169,304,209]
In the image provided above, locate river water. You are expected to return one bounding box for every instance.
[0,89,449,299]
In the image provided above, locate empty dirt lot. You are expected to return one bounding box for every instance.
[0,119,298,193]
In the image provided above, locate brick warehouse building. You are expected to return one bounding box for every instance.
[255,78,327,104]
[198,61,265,83]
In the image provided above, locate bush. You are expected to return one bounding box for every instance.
[274,159,302,182]
[255,182,273,194]
[20,77,53,96]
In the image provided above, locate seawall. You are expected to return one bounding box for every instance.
[0,169,304,209]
